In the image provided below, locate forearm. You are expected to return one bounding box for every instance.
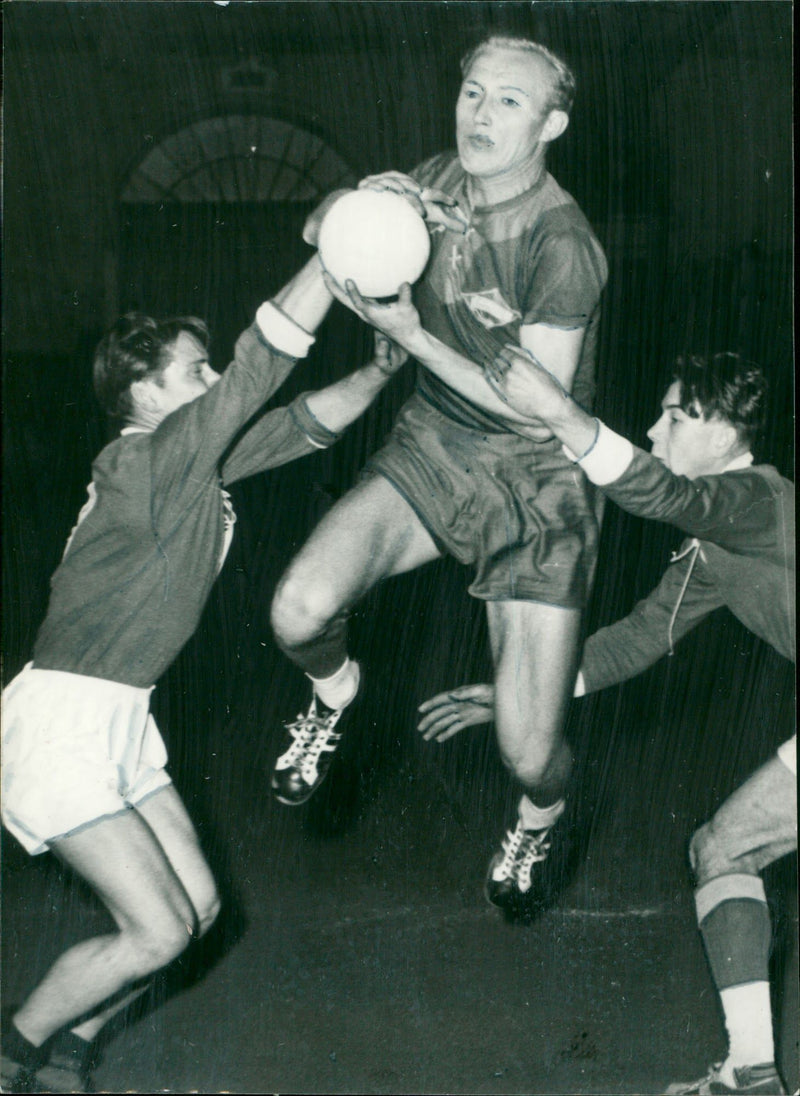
[304,361,392,434]
[579,562,720,694]
[589,445,780,547]
[579,619,668,695]
[488,340,606,448]
[271,254,334,336]
[222,399,329,485]
[527,384,601,459]
[409,329,545,427]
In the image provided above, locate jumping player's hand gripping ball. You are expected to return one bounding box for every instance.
[317,189,431,299]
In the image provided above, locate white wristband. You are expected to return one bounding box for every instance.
[563,422,635,486]
[256,301,315,359]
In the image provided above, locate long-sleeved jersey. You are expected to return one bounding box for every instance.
[578,434,795,694]
[33,316,338,688]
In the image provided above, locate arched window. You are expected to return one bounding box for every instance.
[121,115,356,203]
[116,115,357,347]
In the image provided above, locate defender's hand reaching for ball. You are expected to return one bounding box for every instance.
[417,685,496,742]
[303,188,354,247]
[359,171,469,235]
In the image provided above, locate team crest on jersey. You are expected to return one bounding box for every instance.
[461,287,521,329]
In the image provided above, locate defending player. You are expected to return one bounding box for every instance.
[0,254,408,1094]
[419,349,795,1096]
[269,36,608,915]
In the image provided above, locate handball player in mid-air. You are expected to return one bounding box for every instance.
[269,34,608,917]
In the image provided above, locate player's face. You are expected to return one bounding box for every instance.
[456,47,560,184]
[146,332,220,419]
[647,382,731,478]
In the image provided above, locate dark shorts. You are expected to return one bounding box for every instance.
[366,393,601,607]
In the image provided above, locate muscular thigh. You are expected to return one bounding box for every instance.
[135,785,217,924]
[487,599,582,744]
[288,472,441,603]
[50,805,197,936]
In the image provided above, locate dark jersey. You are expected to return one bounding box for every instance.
[411,151,608,431]
[33,322,337,688]
[581,451,795,693]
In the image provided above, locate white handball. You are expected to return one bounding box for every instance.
[317,189,431,298]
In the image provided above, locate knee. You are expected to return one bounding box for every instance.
[271,568,339,649]
[496,726,570,792]
[689,821,728,887]
[125,910,194,976]
[500,745,544,787]
[195,890,221,939]
[498,739,554,789]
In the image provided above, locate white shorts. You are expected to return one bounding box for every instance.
[1,664,171,855]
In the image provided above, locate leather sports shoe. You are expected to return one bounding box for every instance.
[33,1031,95,1094]
[665,1062,787,1095]
[1,1011,47,1094]
[485,817,552,911]
[1,1057,40,1094]
[271,693,352,805]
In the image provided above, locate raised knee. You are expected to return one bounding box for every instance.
[689,822,721,886]
[195,891,221,939]
[271,570,337,648]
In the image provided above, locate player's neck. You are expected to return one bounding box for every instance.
[467,152,547,207]
[125,406,161,432]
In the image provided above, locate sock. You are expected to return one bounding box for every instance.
[518,794,565,831]
[719,982,775,1070]
[48,1029,94,1073]
[1,1017,50,1070]
[309,658,360,710]
[695,874,775,1069]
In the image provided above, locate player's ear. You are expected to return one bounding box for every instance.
[129,377,160,415]
[712,418,739,455]
[542,109,569,144]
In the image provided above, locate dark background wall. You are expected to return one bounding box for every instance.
[2,0,794,926]
[3,2,793,352]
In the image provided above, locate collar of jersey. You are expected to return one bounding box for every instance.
[722,451,754,472]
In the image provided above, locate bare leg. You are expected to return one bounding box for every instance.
[69,987,150,1044]
[271,473,441,678]
[67,785,220,1043]
[270,474,443,804]
[486,599,581,805]
[12,790,215,1047]
[134,785,220,936]
[483,600,582,910]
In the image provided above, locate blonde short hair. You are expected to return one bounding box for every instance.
[460,36,576,113]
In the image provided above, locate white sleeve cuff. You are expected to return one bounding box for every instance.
[255,301,316,359]
[564,422,634,486]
